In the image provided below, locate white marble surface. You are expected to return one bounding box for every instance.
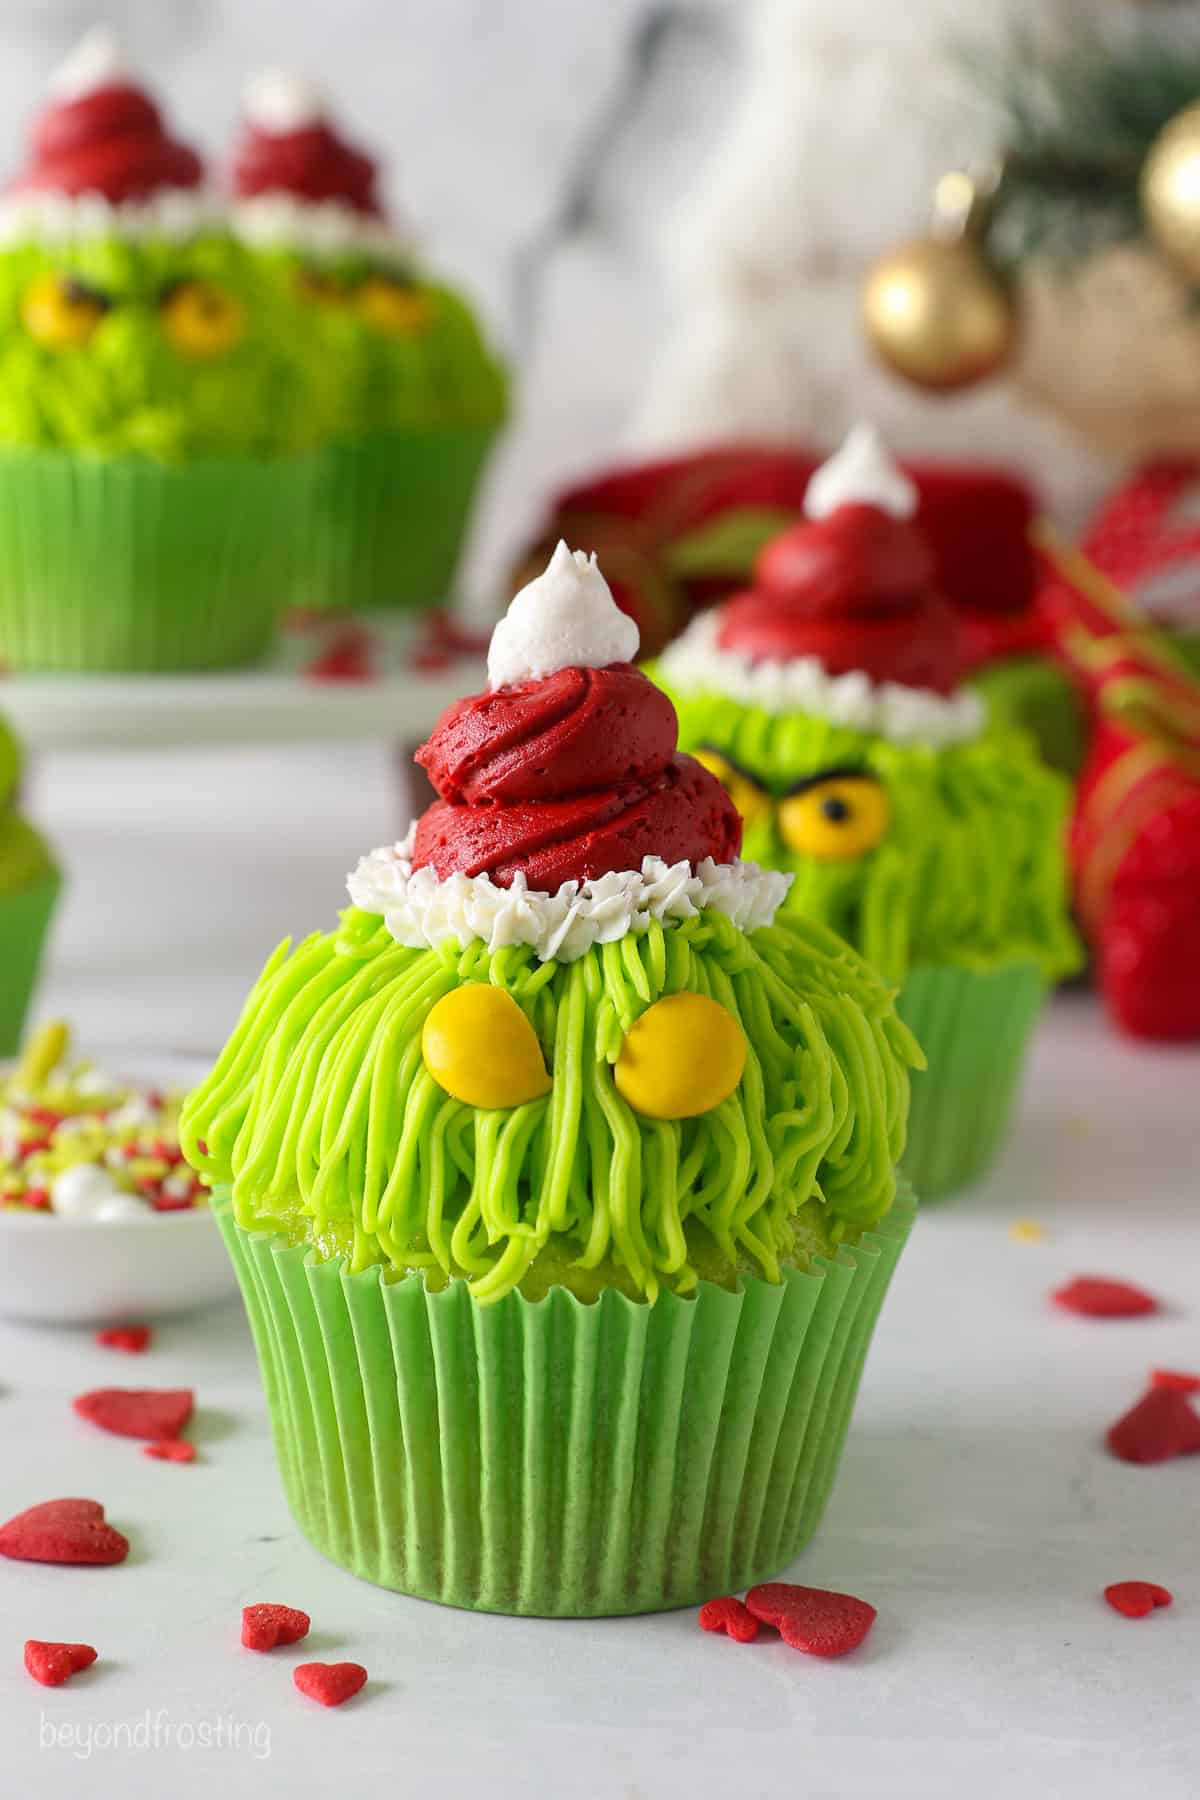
[0,987,1197,1798]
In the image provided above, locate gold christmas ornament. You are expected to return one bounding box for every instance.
[1141,100,1200,282]
[861,235,1017,392]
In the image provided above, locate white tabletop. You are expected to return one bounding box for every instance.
[4,740,1198,1799]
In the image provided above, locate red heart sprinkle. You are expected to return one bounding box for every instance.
[1107,1386,1200,1465]
[698,1596,760,1643]
[1104,1580,1173,1619]
[0,1498,128,1565]
[744,1582,877,1658]
[242,1604,311,1652]
[1053,1277,1159,1318]
[73,1387,193,1442]
[1153,1368,1200,1394]
[143,1439,196,1463]
[24,1641,98,1687]
[293,1662,367,1707]
[305,628,375,683]
[96,1326,152,1354]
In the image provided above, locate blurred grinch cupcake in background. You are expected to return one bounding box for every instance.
[657,426,1080,1200]
[0,712,59,1056]
[0,31,332,671]
[183,543,920,1615]
[229,71,508,611]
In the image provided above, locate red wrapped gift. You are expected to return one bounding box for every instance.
[1041,536,1200,1042]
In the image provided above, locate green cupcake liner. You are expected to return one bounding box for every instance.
[0,868,60,1057]
[215,1186,915,1617]
[896,962,1045,1202]
[0,449,314,671]
[291,426,497,611]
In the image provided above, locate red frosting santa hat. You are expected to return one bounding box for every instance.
[658,425,986,747]
[229,71,403,261]
[0,27,213,244]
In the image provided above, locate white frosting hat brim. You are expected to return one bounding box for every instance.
[658,612,986,747]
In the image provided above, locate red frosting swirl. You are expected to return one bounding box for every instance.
[413,663,741,888]
[10,83,202,201]
[717,502,966,695]
[232,119,380,215]
[417,665,677,804]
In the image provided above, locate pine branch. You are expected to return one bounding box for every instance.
[959,27,1200,267]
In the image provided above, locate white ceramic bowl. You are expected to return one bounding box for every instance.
[0,1203,238,1324]
[0,1051,237,1325]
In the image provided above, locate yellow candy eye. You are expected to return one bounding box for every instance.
[21,273,108,349]
[777,771,890,861]
[356,274,433,337]
[614,993,746,1120]
[692,747,771,832]
[422,985,552,1110]
[160,280,245,358]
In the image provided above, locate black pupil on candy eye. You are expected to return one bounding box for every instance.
[62,279,106,311]
[821,795,851,824]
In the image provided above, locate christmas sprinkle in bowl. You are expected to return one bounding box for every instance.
[0,1025,236,1324]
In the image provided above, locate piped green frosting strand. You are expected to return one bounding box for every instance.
[0,713,53,893]
[0,232,339,458]
[660,684,1081,986]
[182,907,919,1305]
[246,254,509,437]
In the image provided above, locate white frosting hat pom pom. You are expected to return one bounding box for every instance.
[243,69,328,135]
[805,423,918,522]
[49,26,130,103]
[487,541,640,690]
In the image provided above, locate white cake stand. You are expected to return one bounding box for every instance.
[0,611,488,752]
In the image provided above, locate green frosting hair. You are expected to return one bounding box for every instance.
[662,687,1081,987]
[0,231,340,458]
[246,249,509,437]
[182,906,920,1306]
[0,712,53,893]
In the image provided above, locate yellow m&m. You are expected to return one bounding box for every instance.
[422,986,552,1110]
[614,993,746,1120]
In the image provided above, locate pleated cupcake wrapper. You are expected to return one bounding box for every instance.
[215,1186,915,1617]
[292,425,497,610]
[0,450,314,671]
[896,962,1045,1202]
[0,868,60,1057]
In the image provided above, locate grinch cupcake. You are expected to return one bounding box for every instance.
[0,32,332,671]
[229,72,508,611]
[0,713,59,1056]
[182,542,920,1616]
[657,427,1080,1200]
